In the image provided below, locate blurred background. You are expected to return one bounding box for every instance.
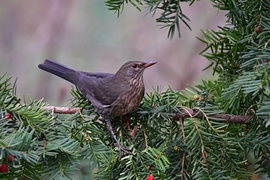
[0,0,226,106]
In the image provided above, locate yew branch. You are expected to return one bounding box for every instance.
[42,106,251,124]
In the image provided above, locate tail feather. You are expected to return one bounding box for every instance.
[38,59,77,83]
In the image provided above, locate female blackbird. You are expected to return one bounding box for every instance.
[38,59,156,155]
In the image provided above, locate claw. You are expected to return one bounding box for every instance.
[116,141,131,158]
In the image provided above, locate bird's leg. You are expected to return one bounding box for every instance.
[105,118,131,157]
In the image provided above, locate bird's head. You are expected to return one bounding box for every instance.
[115,61,157,80]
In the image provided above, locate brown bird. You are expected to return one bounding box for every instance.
[38,59,156,155]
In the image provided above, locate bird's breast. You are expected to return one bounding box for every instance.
[109,81,145,117]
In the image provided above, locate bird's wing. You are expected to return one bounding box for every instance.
[82,72,114,79]
[75,71,120,106]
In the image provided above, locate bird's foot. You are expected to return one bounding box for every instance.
[116,141,131,158]
[106,118,131,157]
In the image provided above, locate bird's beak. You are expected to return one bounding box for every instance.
[143,61,157,68]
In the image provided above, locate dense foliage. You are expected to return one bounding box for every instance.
[1,0,270,179]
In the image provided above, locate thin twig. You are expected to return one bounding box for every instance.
[143,127,149,149]
[173,108,251,124]
[181,107,210,176]
[179,117,186,180]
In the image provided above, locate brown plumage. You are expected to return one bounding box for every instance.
[38,59,156,156]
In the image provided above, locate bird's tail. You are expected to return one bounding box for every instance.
[38,59,77,84]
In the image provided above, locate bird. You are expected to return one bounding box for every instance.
[38,59,156,156]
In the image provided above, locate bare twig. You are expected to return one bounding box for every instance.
[42,106,81,114]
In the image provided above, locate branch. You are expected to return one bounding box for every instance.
[41,106,251,124]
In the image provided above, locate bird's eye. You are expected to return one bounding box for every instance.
[132,64,138,68]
